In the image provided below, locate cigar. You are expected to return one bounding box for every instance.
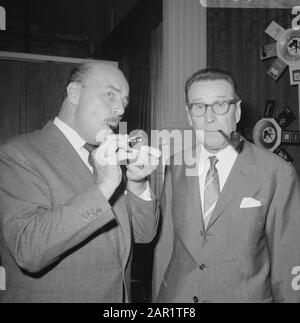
[128,135,144,144]
[218,130,242,152]
[128,132,146,148]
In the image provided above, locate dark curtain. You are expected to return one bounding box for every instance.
[0,60,76,144]
[118,32,157,303]
[0,60,77,268]
[207,8,300,176]
[119,36,152,137]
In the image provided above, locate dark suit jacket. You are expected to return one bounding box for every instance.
[0,122,158,303]
[153,141,300,303]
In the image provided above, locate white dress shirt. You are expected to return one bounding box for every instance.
[199,144,238,213]
[53,117,152,200]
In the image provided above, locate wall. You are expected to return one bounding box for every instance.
[0,0,139,58]
[103,0,139,32]
[207,8,300,177]
[150,0,207,197]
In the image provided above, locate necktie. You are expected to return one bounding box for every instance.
[83,143,97,168]
[203,156,220,229]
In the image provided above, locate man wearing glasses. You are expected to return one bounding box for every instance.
[153,68,300,303]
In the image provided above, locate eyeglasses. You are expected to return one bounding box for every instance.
[187,99,240,117]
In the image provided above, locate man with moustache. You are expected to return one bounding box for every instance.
[153,68,300,303]
[0,61,160,303]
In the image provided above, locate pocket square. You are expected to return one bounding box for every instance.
[240,197,262,208]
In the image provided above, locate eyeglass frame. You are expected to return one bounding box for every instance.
[187,99,241,117]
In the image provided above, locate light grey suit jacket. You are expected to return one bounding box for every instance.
[153,141,300,303]
[0,122,158,303]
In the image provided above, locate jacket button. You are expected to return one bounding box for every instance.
[193,296,199,303]
[199,264,206,270]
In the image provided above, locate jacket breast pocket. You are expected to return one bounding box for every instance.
[228,209,267,249]
[237,203,266,215]
[234,205,267,229]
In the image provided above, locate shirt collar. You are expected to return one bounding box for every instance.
[200,144,238,173]
[214,144,238,165]
[53,117,86,151]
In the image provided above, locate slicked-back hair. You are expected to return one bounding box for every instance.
[185,68,239,104]
[64,62,95,94]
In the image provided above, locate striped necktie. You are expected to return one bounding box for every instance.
[203,156,220,229]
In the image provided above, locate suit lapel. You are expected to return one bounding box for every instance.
[173,146,204,264]
[185,169,205,234]
[40,121,95,188]
[206,141,255,231]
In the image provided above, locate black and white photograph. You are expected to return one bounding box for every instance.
[1,0,300,308]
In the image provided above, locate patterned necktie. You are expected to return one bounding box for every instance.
[83,143,97,168]
[203,156,220,229]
